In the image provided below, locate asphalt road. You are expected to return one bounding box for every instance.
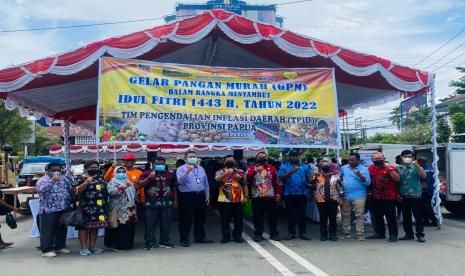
[1,209,464,276]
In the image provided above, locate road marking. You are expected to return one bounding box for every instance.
[242,232,296,276]
[243,219,329,276]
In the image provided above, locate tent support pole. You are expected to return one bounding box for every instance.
[63,120,71,176]
[430,77,442,227]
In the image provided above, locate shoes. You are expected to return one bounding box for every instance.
[399,235,414,241]
[329,236,338,242]
[0,242,13,249]
[79,248,92,256]
[42,251,57,258]
[320,236,327,241]
[388,236,398,242]
[220,238,230,244]
[283,234,296,240]
[234,237,245,243]
[299,234,311,241]
[112,248,129,253]
[269,235,282,241]
[180,240,191,247]
[417,236,426,243]
[357,236,365,241]
[340,234,351,240]
[56,248,71,254]
[89,247,103,254]
[367,234,386,240]
[195,239,214,244]
[159,242,174,248]
[253,235,264,242]
[144,244,154,250]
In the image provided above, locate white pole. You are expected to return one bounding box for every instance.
[63,120,71,176]
[24,144,28,158]
[429,77,443,227]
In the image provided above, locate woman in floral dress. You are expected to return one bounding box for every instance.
[75,160,108,256]
[106,166,138,251]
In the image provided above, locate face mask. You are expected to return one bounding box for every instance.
[225,161,236,168]
[87,169,99,176]
[257,158,267,166]
[115,173,127,180]
[403,157,412,164]
[187,157,198,165]
[154,164,166,172]
[51,171,61,177]
[373,160,384,166]
[321,166,331,173]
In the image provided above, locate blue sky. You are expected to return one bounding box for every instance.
[1,0,465,135]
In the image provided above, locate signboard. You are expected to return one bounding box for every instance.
[97,57,340,149]
[400,94,428,116]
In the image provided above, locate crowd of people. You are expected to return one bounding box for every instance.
[0,149,437,257]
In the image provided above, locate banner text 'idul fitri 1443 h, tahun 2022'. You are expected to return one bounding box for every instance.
[97,57,341,149]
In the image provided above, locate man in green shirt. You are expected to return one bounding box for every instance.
[397,150,427,242]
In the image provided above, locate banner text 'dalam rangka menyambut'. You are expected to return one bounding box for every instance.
[97,57,340,149]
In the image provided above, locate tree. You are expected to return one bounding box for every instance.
[448,102,465,115]
[0,104,32,153]
[389,106,401,130]
[449,67,465,95]
[397,124,432,145]
[451,112,465,143]
[367,133,399,144]
[437,117,451,143]
[28,125,61,156]
[267,147,282,160]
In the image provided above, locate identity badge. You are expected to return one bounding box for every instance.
[196,178,201,184]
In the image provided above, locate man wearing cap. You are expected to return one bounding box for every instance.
[104,153,143,202]
[176,151,212,247]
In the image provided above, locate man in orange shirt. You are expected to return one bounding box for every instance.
[104,153,143,202]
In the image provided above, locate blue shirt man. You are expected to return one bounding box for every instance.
[340,162,371,200]
[176,163,209,198]
[278,162,312,196]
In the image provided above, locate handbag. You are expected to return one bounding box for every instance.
[5,213,17,229]
[59,208,84,228]
[107,207,118,229]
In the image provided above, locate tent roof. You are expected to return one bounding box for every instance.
[0,9,432,127]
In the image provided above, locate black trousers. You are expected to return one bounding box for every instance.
[252,197,278,236]
[401,197,425,237]
[104,223,136,250]
[178,191,207,242]
[423,194,438,225]
[284,195,307,235]
[372,199,398,237]
[145,207,172,246]
[316,201,338,238]
[39,211,67,253]
[218,202,243,239]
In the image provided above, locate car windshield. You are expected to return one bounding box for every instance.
[20,163,47,174]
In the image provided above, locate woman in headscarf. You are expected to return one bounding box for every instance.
[74,160,108,256]
[106,166,138,251]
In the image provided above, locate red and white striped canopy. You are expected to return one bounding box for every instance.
[0,9,432,127]
[49,144,264,154]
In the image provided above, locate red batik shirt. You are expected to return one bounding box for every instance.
[368,165,399,201]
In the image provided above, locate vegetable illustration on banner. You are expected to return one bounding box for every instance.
[97,57,340,149]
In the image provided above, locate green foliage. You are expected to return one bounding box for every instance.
[448,102,465,115]
[437,117,451,143]
[397,124,432,145]
[0,104,32,153]
[266,147,282,160]
[389,106,401,130]
[449,67,465,95]
[367,133,399,144]
[28,125,61,156]
[451,112,465,142]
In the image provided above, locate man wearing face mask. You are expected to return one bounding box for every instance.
[246,151,283,242]
[278,151,312,241]
[215,155,248,244]
[397,150,427,242]
[36,162,74,258]
[367,153,400,242]
[176,151,212,247]
[138,156,177,250]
